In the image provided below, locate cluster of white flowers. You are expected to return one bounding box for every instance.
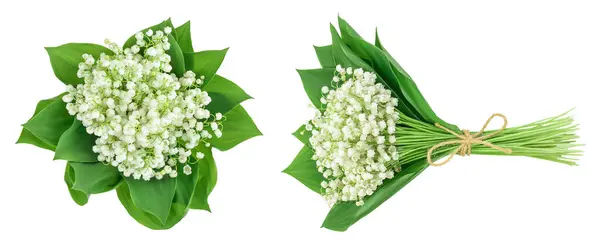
[305,65,400,206]
[63,27,224,181]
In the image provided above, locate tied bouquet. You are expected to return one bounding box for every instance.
[17,19,261,229]
[284,17,582,231]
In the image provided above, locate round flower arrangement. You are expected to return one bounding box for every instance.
[17,19,261,229]
[284,17,582,231]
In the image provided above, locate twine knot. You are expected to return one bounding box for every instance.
[427,113,513,166]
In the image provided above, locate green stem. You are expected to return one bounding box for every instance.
[392,110,581,167]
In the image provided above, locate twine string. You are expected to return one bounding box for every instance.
[427,113,513,166]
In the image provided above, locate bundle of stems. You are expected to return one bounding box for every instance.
[392,110,582,167]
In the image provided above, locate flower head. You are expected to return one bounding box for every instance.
[306,65,400,206]
[65,27,224,180]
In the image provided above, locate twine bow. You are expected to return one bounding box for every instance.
[427,113,513,166]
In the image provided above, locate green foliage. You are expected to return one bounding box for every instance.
[68,161,122,194]
[190,146,218,211]
[314,45,335,68]
[283,146,324,194]
[297,68,335,108]
[204,75,252,115]
[338,17,458,130]
[211,105,262,151]
[22,98,73,147]
[64,164,89,206]
[117,183,186,230]
[125,176,177,224]
[16,95,64,151]
[46,44,114,85]
[54,120,98,162]
[117,157,202,229]
[292,124,311,145]
[322,161,428,231]
[175,21,194,53]
[184,48,229,83]
[167,34,186,77]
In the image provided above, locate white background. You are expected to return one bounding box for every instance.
[1,0,599,243]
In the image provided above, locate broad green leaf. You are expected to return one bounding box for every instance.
[338,18,401,97]
[338,17,460,130]
[123,18,175,49]
[211,105,261,151]
[329,24,372,71]
[184,48,228,83]
[330,22,404,104]
[203,75,252,115]
[16,129,55,151]
[175,21,193,53]
[46,44,113,85]
[173,160,200,209]
[330,23,413,118]
[283,146,324,194]
[292,124,311,145]
[167,34,186,77]
[64,164,89,206]
[125,176,177,224]
[69,161,122,194]
[22,99,73,147]
[32,94,63,114]
[374,29,411,79]
[17,95,65,150]
[314,45,336,68]
[333,19,420,120]
[117,161,197,229]
[55,119,98,162]
[297,68,335,108]
[337,17,372,62]
[128,160,201,228]
[338,31,422,120]
[190,146,217,211]
[322,160,429,231]
[117,183,187,230]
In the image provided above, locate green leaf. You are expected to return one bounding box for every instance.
[173,161,200,209]
[46,43,113,85]
[17,95,64,150]
[211,105,261,151]
[16,129,55,151]
[283,146,324,194]
[22,99,73,147]
[125,176,177,224]
[123,18,175,49]
[297,68,335,108]
[54,119,98,162]
[338,32,422,120]
[117,161,197,230]
[69,162,122,194]
[190,146,217,211]
[330,22,416,120]
[167,34,186,77]
[117,183,187,230]
[322,160,428,231]
[292,124,311,145]
[184,48,228,83]
[330,24,372,71]
[64,164,89,206]
[314,45,336,68]
[337,17,461,130]
[374,29,411,80]
[175,21,193,53]
[203,75,252,115]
